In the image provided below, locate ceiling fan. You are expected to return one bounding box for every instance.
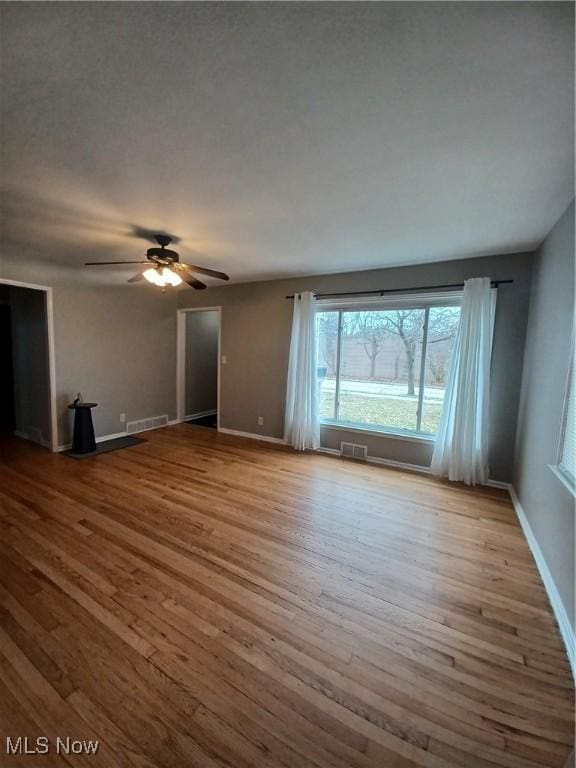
[85,234,229,290]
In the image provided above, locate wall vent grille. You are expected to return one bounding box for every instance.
[126,415,169,435]
[341,441,368,460]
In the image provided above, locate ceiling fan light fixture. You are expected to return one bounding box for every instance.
[143,267,163,286]
[162,267,182,287]
[143,267,183,288]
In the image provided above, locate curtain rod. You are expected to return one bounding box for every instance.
[285,279,513,300]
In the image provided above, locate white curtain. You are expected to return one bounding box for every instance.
[431,277,495,485]
[284,291,320,451]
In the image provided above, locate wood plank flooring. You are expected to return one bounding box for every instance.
[0,425,573,767]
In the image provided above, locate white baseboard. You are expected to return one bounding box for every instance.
[14,429,50,449]
[57,430,128,452]
[57,417,180,452]
[96,431,128,443]
[317,447,512,490]
[185,409,217,421]
[316,446,433,476]
[365,454,432,474]
[485,479,512,490]
[509,486,575,679]
[217,427,286,445]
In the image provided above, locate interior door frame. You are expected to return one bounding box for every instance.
[0,278,58,452]
[176,306,222,429]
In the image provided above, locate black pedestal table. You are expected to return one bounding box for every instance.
[67,402,98,454]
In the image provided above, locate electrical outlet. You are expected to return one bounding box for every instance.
[120,413,126,423]
[222,355,228,365]
[257,416,264,426]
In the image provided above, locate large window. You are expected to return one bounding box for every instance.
[316,296,461,437]
[556,343,575,492]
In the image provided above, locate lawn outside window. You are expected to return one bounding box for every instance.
[316,292,462,439]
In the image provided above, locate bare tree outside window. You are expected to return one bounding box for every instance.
[316,302,461,435]
[346,311,390,380]
[381,310,423,396]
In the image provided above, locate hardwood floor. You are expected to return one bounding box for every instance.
[0,425,573,768]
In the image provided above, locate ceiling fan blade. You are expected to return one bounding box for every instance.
[127,272,145,283]
[148,255,172,264]
[180,272,207,290]
[180,263,229,281]
[85,261,149,266]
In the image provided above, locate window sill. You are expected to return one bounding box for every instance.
[320,421,436,444]
[548,464,576,497]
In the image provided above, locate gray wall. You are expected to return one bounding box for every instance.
[185,310,219,417]
[514,201,575,629]
[1,248,533,474]
[53,287,178,446]
[179,251,534,481]
[9,287,50,446]
[0,252,180,447]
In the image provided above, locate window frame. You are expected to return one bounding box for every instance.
[551,329,576,496]
[316,291,462,441]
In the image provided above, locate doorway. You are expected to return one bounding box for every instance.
[0,299,16,435]
[177,307,221,429]
[0,279,57,451]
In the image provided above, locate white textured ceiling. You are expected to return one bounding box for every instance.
[0,2,573,286]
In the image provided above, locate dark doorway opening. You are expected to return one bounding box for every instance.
[183,309,219,430]
[186,413,217,429]
[0,284,51,449]
[0,304,16,435]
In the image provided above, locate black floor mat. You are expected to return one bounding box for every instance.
[63,435,146,459]
[186,414,217,429]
